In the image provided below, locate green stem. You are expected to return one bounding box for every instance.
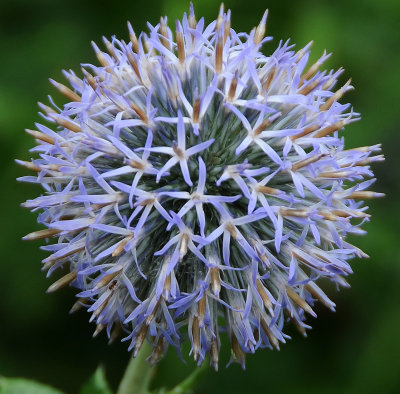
[165,361,208,394]
[117,341,154,394]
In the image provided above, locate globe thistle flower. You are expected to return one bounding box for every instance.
[18,4,384,369]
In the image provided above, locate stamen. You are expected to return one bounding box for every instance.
[159,17,171,51]
[192,97,201,123]
[38,102,57,115]
[133,325,149,357]
[145,299,160,325]
[173,144,185,159]
[280,208,309,218]
[260,318,279,349]
[313,120,346,138]
[295,40,313,63]
[149,337,166,366]
[127,22,139,53]
[264,67,276,91]
[130,102,148,122]
[176,21,185,64]
[226,222,238,239]
[42,245,85,269]
[318,170,351,178]
[215,29,223,74]
[256,185,281,195]
[300,51,330,82]
[198,294,206,326]
[224,10,231,43]
[254,118,272,136]
[305,282,336,310]
[49,79,81,102]
[231,333,246,365]
[49,114,81,133]
[163,274,171,299]
[210,267,221,296]
[350,155,385,167]
[91,291,114,321]
[127,159,145,170]
[318,211,339,221]
[286,286,316,317]
[286,312,307,337]
[23,228,61,240]
[192,316,200,361]
[69,298,88,314]
[254,10,268,45]
[124,44,143,83]
[15,160,41,172]
[320,79,352,111]
[188,3,197,29]
[321,68,344,90]
[81,67,98,91]
[102,37,118,60]
[227,72,238,102]
[210,336,219,371]
[94,270,122,290]
[290,124,320,141]
[93,323,105,338]
[47,271,77,293]
[298,78,321,95]
[256,279,273,313]
[91,41,110,68]
[331,209,370,219]
[341,191,385,199]
[216,3,225,30]
[291,153,326,171]
[179,233,189,261]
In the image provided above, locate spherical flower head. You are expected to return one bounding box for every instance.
[18,4,384,369]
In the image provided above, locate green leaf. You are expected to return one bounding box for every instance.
[0,376,64,394]
[80,365,113,394]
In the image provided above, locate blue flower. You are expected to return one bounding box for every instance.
[18,4,384,369]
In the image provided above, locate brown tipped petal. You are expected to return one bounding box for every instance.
[49,79,81,102]
[23,228,61,240]
[46,271,77,293]
[286,287,317,318]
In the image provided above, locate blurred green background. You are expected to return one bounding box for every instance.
[0,0,399,393]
